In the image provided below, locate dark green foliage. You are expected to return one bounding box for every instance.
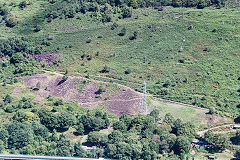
[163,113,175,127]
[57,134,72,156]
[87,131,107,146]
[0,5,9,16]
[173,136,191,155]
[176,122,196,138]
[31,121,49,139]
[54,99,63,106]
[95,86,106,94]
[204,130,230,152]
[208,107,216,114]
[5,17,17,28]
[235,149,240,159]
[38,109,75,131]
[122,6,132,18]
[124,68,131,74]
[79,111,109,133]
[118,27,126,36]
[4,105,17,113]
[119,114,132,128]
[101,65,110,73]
[19,1,27,9]
[76,123,84,135]
[3,94,12,104]
[7,122,34,149]
[34,25,41,32]
[10,53,25,64]
[0,140,4,153]
[197,0,211,8]
[108,130,124,144]
[113,121,127,132]
[0,129,9,145]
[74,142,86,157]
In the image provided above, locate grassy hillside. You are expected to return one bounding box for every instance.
[2,4,238,114]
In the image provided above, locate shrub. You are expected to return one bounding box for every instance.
[34,25,41,32]
[129,31,138,40]
[208,107,216,114]
[5,17,17,28]
[101,65,110,73]
[122,6,132,18]
[19,1,27,9]
[86,39,92,43]
[124,69,131,74]
[54,99,63,106]
[95,86,106,94]
[118,27,126,36]
[3,94,12,104]
[111,22,118,30]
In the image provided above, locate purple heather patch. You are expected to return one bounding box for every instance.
[32,53,61,65]
[23,73,142,116]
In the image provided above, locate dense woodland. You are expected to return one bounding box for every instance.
[0,95,235,159]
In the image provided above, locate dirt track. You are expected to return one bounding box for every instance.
[41,70,209,113]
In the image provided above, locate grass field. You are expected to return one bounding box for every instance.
[3,5,238,114]
[1,3,240,113]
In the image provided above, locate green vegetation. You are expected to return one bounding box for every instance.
[0,0,239,159]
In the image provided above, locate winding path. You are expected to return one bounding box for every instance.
[197,124,235,136]
[41,70,209,112]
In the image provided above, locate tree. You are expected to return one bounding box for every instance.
[57,134,72,157]
[172,0,183,7]
[204,131,230,152]
[3,94,12,104]
[235,149,240,159]
[113,121,127,132]
[119,114,132,128]
[208,107,216,114]
[163,113,175,127]
[0,140,4,153]
[118,27,126,36]
[0,129,9,145]
[10,53,24,64]
[176,122,196,138]
[197,0,211,9]
[149,109,161,121]
[7,122,34,149]
[105,144,117,158]
[115,142,132,159]
[173,136,190,155]
[32,121,49,139]
[101,65,110,73]
[87,132,106,146]
[122,6,132,18]
[5,17,17,28]
[108,130,124,144]
[74,142,86,157]
[76,123,85,135]
[19,1,27,9]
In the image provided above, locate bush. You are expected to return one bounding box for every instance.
[19,1,27,9]
[101,65,110,73]
[5,17,17,28]
[3,94,12,104]
[208,107,216,114]
[124,69,131,74]
[122,6,132,18]
[118,27,126,36]
[129,31,138,40]
[34,25,41,32]
[54,99,63,106]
